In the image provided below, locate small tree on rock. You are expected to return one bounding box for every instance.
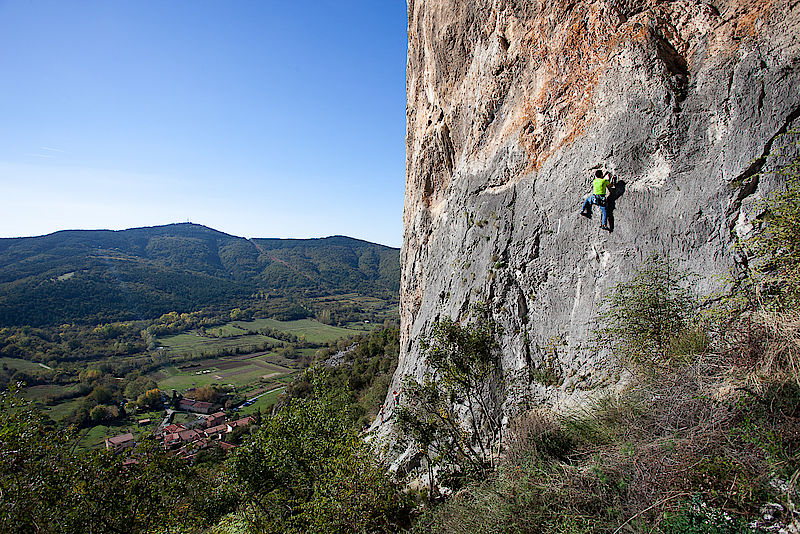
[597,253,701,366]
[396,308,504,495]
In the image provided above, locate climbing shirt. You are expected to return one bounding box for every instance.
[593,176,612,196]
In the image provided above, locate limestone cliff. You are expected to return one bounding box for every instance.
[393,0,800,415]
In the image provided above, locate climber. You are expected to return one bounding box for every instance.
[580,169,616,231]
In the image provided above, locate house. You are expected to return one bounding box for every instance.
[177,429,202,443]
[203,411,226,428]
[164,432,182,449]
[106,432,135,451]
[231,416,256,429]
[178,398,215,414]
[159,423,186,438]
[204,423,231,440]
[217,441,236,454]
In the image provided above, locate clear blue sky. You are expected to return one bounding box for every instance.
[0,1,408,247]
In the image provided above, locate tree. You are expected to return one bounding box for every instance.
[596,253,698,365]
[124,375,157,399]
[135,388,163,411]
[89,404,109,422]
[193,385,219,403]
[0,385,208,533]
[227,377,410,533]
[396,310,504,495]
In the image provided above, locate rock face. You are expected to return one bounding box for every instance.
[393,0,800,415]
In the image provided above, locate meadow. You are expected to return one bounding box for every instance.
[229,318,358,343]
[155,352,294,394]
[1,356,52,373]
[156,332,280,356]
[157,317,364,354]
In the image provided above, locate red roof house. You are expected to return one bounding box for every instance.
[105,432,135,451]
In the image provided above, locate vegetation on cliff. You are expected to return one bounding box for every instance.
[408,143,800,533]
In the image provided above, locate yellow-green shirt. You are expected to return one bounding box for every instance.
[593,177,611,196]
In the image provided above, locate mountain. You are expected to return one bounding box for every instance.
[0,223,400,327]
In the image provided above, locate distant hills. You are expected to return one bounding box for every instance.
[0,223,400,327]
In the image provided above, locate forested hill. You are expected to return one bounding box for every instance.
[0,223,400,327]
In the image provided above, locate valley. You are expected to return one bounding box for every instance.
[0,224,400,450]
[7,314,372,449]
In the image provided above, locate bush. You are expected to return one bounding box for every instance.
[743,132,800,309]
[396,310,504,495]
[597,253,700,366]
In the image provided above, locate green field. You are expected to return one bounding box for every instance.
[237,386,286,415]
[23,384,66,400]
[204,324,251,337]
[231,318,359,344]
[154,353,295,394]
[156,318,362,360]
[1,357,51,373]
[75,422,147,451]
[157,332,280,355]
[42,397,83,421]
[18,317,364,448]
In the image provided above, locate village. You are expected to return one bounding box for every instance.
[104,393,256,463]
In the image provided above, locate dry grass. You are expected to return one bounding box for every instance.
[415,310,800,533]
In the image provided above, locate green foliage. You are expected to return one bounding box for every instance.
[659,497,757,534]
[597,253,700,365]
[285,328,400,427]
[396,311,504,493]
[134,387,163,411]
[226,377,411,533]
[742,132,800,309]
[531,334,566,386]
[0,224,399,327]
[0,385,209,533]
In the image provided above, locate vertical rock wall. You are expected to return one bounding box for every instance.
[394,0,800,415]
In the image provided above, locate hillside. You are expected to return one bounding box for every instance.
[0,223,400,327]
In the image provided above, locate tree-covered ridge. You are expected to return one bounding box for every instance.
[0,223,400,326]
[252,235,400,297]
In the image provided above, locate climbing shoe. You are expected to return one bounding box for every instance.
[600,224,610,231]
[579,211,590,218]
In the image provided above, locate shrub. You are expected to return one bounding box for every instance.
[597,253,700,366]
[743,132,800,309]
[396,310,504,495]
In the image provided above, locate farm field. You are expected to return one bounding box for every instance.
[237,386,286,415]
[1,357,52,373]
[157,332,280,356]
[156,318,362,357]
[229,318,359,344]
[75,419,157,451]
[43,397,83,421]
[13,315,366,448]
[23,384,66,401]
[23,384,87,421]
[154,352,296,395]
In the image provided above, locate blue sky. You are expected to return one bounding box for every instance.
[0,1,408,247]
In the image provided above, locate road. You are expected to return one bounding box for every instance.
[246,385,286,403]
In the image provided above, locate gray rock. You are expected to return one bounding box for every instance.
[382,0,800,446]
